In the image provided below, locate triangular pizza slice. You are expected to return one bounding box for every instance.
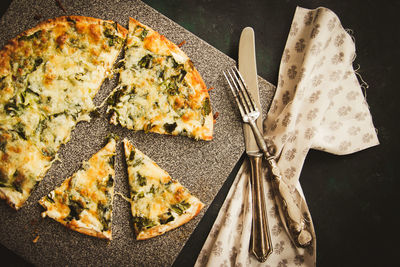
[123,138,204,240]
[0,16,127,209]
[108,18,213,140]
[39,138,116,240]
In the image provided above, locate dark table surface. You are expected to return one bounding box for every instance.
[0,1,398,266]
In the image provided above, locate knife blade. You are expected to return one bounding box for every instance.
[238,27,273,262]
[239,27,263,153]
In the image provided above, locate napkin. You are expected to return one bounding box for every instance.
[195,6,379,267]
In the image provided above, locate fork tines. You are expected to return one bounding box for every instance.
[223,66,259,123]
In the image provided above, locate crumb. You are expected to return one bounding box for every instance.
[178,40,186,48]
[32,235,40,243]
[213,112,219,120]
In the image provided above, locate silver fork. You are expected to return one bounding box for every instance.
[224,67,313,250]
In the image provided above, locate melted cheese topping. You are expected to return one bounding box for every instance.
[0,16,126,209]
[39,138,116,239]
[109,18,213,140]
[123,138,203,238]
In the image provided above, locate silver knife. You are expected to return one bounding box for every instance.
[238,27,273,262]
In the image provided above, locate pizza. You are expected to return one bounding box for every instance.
[0,16,127,209]
[39,137,116,240]
[108,18,213,141]
[123,138,204,240]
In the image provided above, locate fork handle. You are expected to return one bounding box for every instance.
[248,152,273,262]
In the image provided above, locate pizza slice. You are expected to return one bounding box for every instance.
[39,137,116,240]
[108,18,213,141]
[123,138,204,240]
[0,16,127,209]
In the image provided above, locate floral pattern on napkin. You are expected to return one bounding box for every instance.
[195,6,379,267]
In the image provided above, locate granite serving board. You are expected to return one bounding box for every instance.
[0,0,275,265]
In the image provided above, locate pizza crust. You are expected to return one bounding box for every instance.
[136,198,204,240]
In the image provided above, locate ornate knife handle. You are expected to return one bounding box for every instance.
[248,152,273,262]
[247,120,312,247]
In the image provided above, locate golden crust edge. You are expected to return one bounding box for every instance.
[136,199,204,240]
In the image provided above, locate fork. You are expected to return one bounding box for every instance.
[224,67,313,249]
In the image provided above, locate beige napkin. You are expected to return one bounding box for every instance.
[195,6,379,267]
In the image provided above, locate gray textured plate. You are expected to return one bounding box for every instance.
[0,0,275,265]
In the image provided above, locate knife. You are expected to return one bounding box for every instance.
[238,27,273,262]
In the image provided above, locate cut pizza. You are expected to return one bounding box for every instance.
[39,137,116,240]
[108,18,213,140]
[123,138,204,240]
[0,16,127,209]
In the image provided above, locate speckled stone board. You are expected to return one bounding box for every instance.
[0,0,275,265]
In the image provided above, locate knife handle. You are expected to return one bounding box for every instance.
[248,152,273,262]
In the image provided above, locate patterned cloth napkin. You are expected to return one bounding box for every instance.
[195,6,379,267]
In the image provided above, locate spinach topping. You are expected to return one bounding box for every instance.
[132,216,156,231]
[97,203,111,231]
[108,155,115,166]
[45,194,55,204]
[167,56,179,68]
[159,211,174,225]
[170,201,191,215]
[103,26,123,47]
[136,191,144,199]
[41,147,55,158]
[0,139,6,153]
[177,69,187,83]
[202,97,211,116]
[134,26,148,40]
[35,119,48,136]
[66,199,84,221]
[4,97,20,116]
[136,173,147,187]
[12,170,24,193]
[148,184,156,194]
[167,80,179,95]
[128,150,135,161]
[18,30,42,41]
[14,122,27,140]
[163,122,177,133]
[164,180,173,188]
[106,174,114,188]
[31,57,43,73]
[138,54,153,69]
[25,88,40,97]
[0,76,6,91]
[107,89,123,106]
